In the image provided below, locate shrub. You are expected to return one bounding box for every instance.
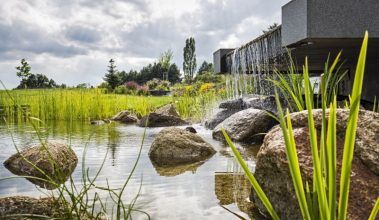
[198,83,214,93]
[146,78,170,91]
[125,81,139,91]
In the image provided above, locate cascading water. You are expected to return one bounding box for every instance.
[225,26,284,99]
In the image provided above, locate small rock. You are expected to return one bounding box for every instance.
[3,141,78,189]
[90,120,105,125]
[154,104,180,118]
[185,126,197,133]
[213,108,277,143]
[111,110,138,124]
[138,113,188,127]
[149,127,216,166]
[0,196,62,218]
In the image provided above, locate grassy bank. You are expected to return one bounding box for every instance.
[0,88,221,122]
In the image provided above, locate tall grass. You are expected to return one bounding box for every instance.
[224,32,379,219]
[0,88,171,121]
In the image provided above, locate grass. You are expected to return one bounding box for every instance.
[224,32,379,219]
[0,87,222,122]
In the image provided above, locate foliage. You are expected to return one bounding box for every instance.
[118,63,181,85]
[195,71,223,84]
[103,59,121,90]
[183,37,197,83]
[224,32,379,220]
[197,61,214,75]
[158,50,174,68]
[268,52,347,112]
[16,58,32,80]
[198,83,214,93]
[146,78,170,91]
[15,59,60,89]
[17,73,59,89]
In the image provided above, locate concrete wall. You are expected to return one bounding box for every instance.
[282,0,308,47]
[282,0,379,47]
[213,49,234,73]
[308,0,379,38]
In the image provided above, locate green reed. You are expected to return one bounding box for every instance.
[224,32,379,220]
[0,88,171,122]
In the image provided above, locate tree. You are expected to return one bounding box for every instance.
[197,61,214,75]
[158,49,174,81]
[167,63,181,84]
[183,37,197,83]
[16,59,32,89]
[103,59,120,90]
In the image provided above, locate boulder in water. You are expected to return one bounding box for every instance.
[251,109,379,219]
[111,110,138,124]
[213,108,277,143]
[204,108,241,130]
[149,127,216,166]
[3,141,78,189]
[138,104,188,127]
[154,104,180,118]
[0,196,62,218]
[219,98,246,110]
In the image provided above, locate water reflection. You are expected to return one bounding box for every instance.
[0,121,258,219]
[152,160,206,177]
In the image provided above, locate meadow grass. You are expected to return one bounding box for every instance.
[0,88,222,122]
[0,89,172,121]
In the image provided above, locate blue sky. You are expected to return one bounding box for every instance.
[0,0,288,88]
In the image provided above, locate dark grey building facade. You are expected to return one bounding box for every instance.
[214,0,379,102]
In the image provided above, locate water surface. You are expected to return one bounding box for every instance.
[0,120,258,219]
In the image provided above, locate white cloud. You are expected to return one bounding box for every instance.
[0,0,289,88]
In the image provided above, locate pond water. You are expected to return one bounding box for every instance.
[0,120,259,219]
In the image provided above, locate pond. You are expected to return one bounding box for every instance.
[0,120,259,219]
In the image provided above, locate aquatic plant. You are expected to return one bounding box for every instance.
[224,32,379,219]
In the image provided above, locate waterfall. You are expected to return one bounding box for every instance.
[226,26,284,99]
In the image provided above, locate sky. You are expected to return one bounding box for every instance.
[0,0,288,88]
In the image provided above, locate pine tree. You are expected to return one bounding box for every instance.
[103,59,120,90]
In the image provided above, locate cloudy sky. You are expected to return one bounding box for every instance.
[0,0,288,88]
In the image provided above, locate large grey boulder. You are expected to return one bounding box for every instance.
[3,142,78,189]
[138,104,188,127]
[251,109,379,219]
[244,95,282,115]
[149,127,216,166]
[204,108,241,130]
[219,98,246,110]
[111,110,138,124]
[213,108,277,143]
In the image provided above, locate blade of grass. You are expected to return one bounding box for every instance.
[338,31,368,220]
[221,128,279,220]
